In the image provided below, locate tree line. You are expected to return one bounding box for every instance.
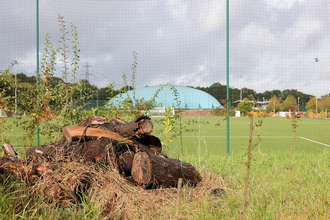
[3,73,328,112]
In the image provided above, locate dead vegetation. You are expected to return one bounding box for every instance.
[0,116,225,218]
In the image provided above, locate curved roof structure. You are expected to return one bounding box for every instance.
[110,84,222,109]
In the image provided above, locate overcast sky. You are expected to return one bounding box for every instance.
[1,0,329,97]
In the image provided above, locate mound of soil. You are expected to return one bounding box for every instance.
[179,109,216,117]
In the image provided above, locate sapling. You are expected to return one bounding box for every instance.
[170,85,183,154]
[287,104,300,153]
[162,106,174,154]
[213,99,230,154]
[240,113,263,220]
[0,65,16,146]
[12,15,93,146]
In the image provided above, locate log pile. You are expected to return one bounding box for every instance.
[0,116,201,199]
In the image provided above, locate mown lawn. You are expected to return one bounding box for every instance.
[2,116,330,156]
[151,116,330,157]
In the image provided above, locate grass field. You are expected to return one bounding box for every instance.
[152,116,330,157]
[0,116,330,219]
[1,116,330,157]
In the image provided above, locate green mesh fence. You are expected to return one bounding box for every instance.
[1,0,330,152]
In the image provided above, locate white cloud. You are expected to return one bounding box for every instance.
[264,0,305,9]
[167,0,188,20]
[238,23,276,52]
[156,28,163,37]
[280,15,322,52]
[190,0,226,34]
[1,0,330,97]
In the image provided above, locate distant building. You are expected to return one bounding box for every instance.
[233,100,269,110]
[109,84,222,110]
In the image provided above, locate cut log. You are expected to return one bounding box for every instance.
[77,116,107,127]
[111,116,153,138]
[137,135,162,153]
[132,151,201,187]
[80,138,110,162]
[131,151,152,185]
[58,116,108,144]
[109,118,127,127]
[63,126,123,143]
[26,145,57,161]
[118,151,134,176]
[1,141,18,161]
[62,126,201,187]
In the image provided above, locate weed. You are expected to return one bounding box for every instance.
[162,106,174,154]
[240,113,263,219]
[287,104,300,153]
[213,99,230,154]
[11,15,93,147]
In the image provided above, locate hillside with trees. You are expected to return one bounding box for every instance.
[1,73,325,112]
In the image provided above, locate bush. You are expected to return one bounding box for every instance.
[237,98,252,115]
[212,107,235,117]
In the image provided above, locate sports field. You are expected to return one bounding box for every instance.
[1,116,330,156]
[152,116,330,156]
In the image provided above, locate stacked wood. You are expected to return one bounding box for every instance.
[0,116,201,190]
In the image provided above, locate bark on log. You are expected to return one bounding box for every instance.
[77,116,107,127]
[111,116,153,138]
[63,126,123,143]
[109,118,127,127]
[137,135,162,153]
[118,152,134,176]
[62,126,201,187]
[79,138,110,162]
[26,145,57,161]
[132,151,201,187]
[57,116,108,144]
[1,141,18,161]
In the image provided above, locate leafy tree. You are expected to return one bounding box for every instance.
[272,90,282,100]
[248,94,257,109]
[266,95,281,113]
[256,90,272,101]
[306,97,316,111]
[319,96,330,111]
[282,95,297,111]
[237,98,252,115]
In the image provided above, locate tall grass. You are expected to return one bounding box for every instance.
[181,150,330,219]
[0,150,329,219]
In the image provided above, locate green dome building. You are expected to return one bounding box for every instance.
[110,84,222,109]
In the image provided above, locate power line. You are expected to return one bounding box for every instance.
[81,62,94,83]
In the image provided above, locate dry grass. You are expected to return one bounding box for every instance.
[0,151,226,219]
[1,151,330,219]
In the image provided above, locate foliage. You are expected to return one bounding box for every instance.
[103,53,163,122]
[306,97,316,111]
[13,15,93,146]
[0,66,15,145]
[266,95,281,112]
[318,96,330,111]
[286,104,300,153]
[213,107,235,117]
[161,106,174,154]
[170,85,183,153]
[281,95,297,111]
[213,99,230,154]
[240,113,263,219]
[237,98,252,115]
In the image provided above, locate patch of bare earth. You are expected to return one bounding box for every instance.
[179,109,216,117]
